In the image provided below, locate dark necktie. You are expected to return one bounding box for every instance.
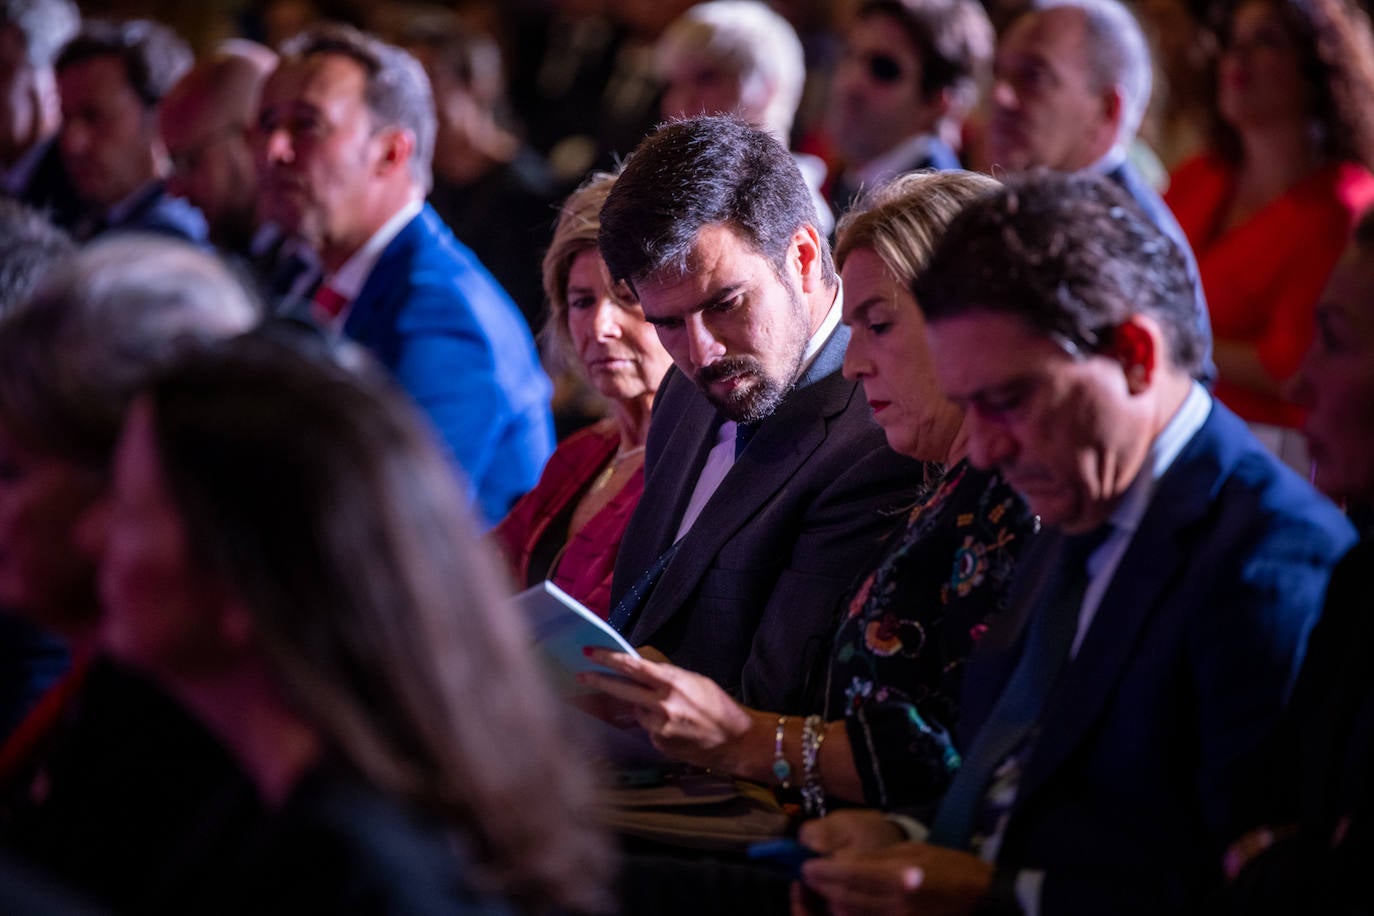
[928,527,1110,848]
[735,421,759,459]
[607,538,683,636]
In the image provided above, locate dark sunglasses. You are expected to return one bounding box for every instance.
[866,53,904,84]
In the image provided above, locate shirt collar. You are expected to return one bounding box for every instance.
[321,197,423,301]
[103,180,163,227]
[798,281,843,378]
[1087,144,1129,176]
[1106,381,1212,539]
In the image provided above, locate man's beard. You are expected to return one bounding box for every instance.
[695,351,802,423]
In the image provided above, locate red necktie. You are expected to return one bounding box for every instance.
[311,284,348,321]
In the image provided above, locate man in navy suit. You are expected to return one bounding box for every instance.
[985,0,1215,385]
[598,115,923,713]
[53,20,207,245]
[795,172,1355,915]
[255,24,553,526]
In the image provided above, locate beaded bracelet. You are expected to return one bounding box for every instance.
[800,714,827,817]
[772,715,792,788]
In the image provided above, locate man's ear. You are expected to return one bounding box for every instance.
[374,126,416,179]
[792,223,825,294]
[1098,84,1125,147]
[1105,315,1158,394]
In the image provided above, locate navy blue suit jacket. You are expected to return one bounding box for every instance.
[1108,160,1216,384]
[609,324,927,713]
[343,204,554,526]
[74,181,209,247]
[960,399,1355,914]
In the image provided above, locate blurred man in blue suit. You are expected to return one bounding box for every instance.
[256,24,554,526]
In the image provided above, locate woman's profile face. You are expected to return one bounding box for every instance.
[87,401,228,676]
[565,248,673,405]
[1218,1,1311,130]
[839,246,964,462]
[0,427,103,628]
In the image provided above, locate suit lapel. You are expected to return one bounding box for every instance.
[1016,408,1230,802]
[628,329,855,644]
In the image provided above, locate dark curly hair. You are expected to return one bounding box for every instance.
[1210,0,1374,170]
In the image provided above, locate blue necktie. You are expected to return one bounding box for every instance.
[928,527,1109,848]
[607,538,683,636]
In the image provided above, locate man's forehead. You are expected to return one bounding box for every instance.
[930,310,1053,383]
[1001,8,1089,64]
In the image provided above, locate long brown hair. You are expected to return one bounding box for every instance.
[142,335,613,914]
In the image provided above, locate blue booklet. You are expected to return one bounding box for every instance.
[512,580,639,699]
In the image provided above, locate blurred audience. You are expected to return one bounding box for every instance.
[583,170,1035,819]
[0,237,259,912]
[81,333,613,914]
[1164,0,1374,449]
[824,0,993,220]
[492,172,671,618]
[0,198,69,317]
[54,20,207,244]
[255,23,553,527]
[0,0,80,227]
[656,0,833,234]
[397,10,562,330]
[987,0,1215,383]
[1137,0,1216,171]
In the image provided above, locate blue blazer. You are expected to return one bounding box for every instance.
[610,325,927,713]
[960,400,1355,914]
[343,204,554,526]
[88,181,209,247]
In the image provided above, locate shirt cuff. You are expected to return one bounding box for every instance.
[884,813,929,842]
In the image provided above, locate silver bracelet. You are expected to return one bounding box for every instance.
[772,715,792,788]
[801,714,827,817]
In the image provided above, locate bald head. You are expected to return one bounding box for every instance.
[159,45,275,250]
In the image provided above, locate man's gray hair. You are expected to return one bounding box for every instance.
[0,0,78,68]
[656,0,805,143]
[1036,0,1152,152]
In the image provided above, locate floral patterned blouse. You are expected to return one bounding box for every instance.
[824,459,1035,812]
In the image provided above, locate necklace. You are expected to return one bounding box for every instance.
[590,444,645,492]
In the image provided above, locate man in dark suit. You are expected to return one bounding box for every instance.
[53,20,207,245]
[598,115,924,714]
[985,0,1215,384]
[0,0,81,228]
[795,172,1355,915]
[824,0,992,220]
[255,24,553,527]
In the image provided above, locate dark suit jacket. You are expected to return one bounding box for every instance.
[610,324,927,714]
[9,139,82,230]
[828,136,961,222]
[960,399,1355,914]
[343,204,555,526]
[1108,160,1216,384]
[1219,534,1374,914]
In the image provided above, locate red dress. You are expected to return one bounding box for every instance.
[490,419,645,619]
[1166,154,1374,427]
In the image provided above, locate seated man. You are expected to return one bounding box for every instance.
[598,115,924,713]
[796,172,1355,914]
[254,24,554,526]
[54,20,207,244]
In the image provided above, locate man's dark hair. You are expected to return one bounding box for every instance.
[55,18,191,108]
[598,115,835,287]
[856,0,993,110]
[281,23,436,192]
[0,200,72,317]
[915,170,1205,375]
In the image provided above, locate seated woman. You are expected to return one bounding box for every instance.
[493,172,673,617]
[85,335,613,914]
[0,237,260,910]
[1220,209,1374,913]
[581,170,1037,815]
[1164,0,1374,441]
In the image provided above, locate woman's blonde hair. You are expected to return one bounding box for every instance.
[539,171,624,372]
[834,169,1001,286]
